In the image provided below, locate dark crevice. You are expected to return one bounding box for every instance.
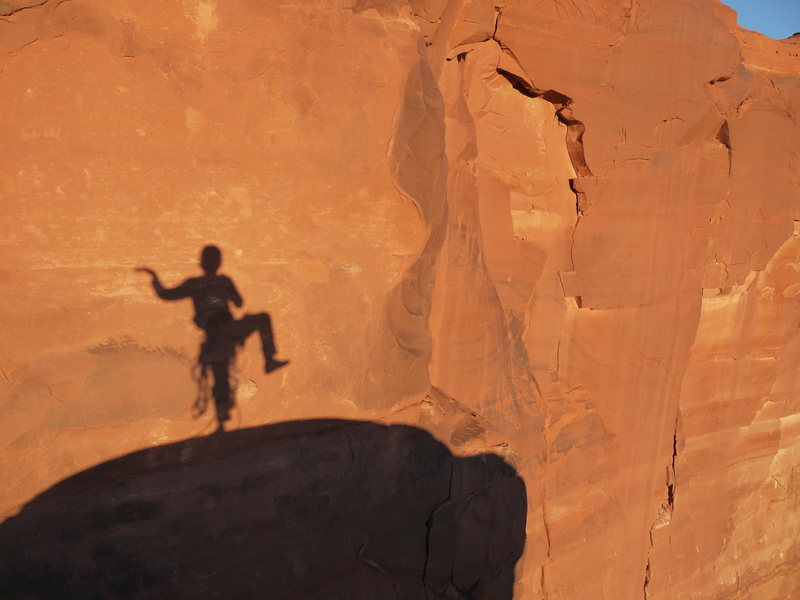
[422,458,454,598]
[716,120,731,149]
[493,15,593,219]
[667,420,677,508]
[495,68,593,215]
[667,479,675,509]
[491,4,502,39]
[643,412,680,599]
[708,75,731,85]
[557,110,593,178]
[0,0,47,17]
[643,558,652,599]
[541,90,572,109]
[495,68,571,110]
[496,68,539,98]
[569,178,588,216]
[716,120,732,175]
[642,517,655,599]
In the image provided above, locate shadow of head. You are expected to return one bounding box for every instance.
[0,420,526,599]
[200,245,222,275]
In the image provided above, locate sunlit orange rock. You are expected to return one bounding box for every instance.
[1,0,799,597]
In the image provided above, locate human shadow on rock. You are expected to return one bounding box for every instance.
[135,245,289,432]
[0,420,527,600]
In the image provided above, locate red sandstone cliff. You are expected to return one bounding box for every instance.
[1,0,799,598]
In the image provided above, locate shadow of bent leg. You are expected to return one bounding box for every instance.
[235,313,288,372]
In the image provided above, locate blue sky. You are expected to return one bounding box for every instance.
[721,0,800,39]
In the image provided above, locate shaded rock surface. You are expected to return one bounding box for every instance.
[0,419,526,599]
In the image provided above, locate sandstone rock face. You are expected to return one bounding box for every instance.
[1,0,799,598]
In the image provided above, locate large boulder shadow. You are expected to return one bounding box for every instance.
[0,420,526,599]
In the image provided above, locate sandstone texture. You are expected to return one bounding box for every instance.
[1,0,799,598]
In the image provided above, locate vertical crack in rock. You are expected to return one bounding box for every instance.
[643,557,652,600]
[422,457,455,599]
[569,179,585,217]
[345,432,357,465]
[667,415,678,509]
[487,10,596,592]
[492,67,593,216]
[540,432,553,600]
[487,58,569,593]
[490,22,593,297]
[643,411,681,599]
[492,65,591,274]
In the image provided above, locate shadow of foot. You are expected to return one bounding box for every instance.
[265,358,289,373]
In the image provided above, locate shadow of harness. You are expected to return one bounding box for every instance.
[195,294,237,363]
